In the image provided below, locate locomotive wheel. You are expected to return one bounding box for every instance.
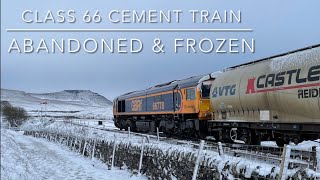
[159,126,165,133]
[195,130,207,139]
[159,126,170,137]
[119,120,125,130]
[275,137,290,147]
[275,138,285,147]
[124,120,136,131]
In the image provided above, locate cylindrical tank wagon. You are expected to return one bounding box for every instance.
[209,45,320,146]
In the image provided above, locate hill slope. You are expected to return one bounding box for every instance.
[29,90,112,107]
[1,89,113,119]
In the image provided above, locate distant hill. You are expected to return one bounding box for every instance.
[0,89,113,119]
[29,90,112,107]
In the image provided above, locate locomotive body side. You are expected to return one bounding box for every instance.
[113,75,215,134]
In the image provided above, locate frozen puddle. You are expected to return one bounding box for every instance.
[1,129,145,180]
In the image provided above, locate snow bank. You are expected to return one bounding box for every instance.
[1,129,36,179]
[1,129,146,180]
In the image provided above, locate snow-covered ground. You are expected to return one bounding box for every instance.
[67,119,118,130]
[1,116,319,179]
[262,140,320,151]
[1,88,319,179]
[0,89,143,179]
[1,129,146,180]
[19,119,320,179]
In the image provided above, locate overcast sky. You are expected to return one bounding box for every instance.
[1,0,320,100]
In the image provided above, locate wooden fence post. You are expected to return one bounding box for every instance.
[91,139,96,160]
[192,140,205,180]
[111,137,117,170]
[218,142,224,157]
[67,135,70,146]
[316,147,320,173]
[156,127,160,141]
[82,141,87,156]
[279,145,291,180]
[128,127,131,139]
[138,137,146,174]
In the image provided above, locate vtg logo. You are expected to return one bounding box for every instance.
[212,84,236,98]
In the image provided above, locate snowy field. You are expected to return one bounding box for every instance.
[1,128,146,180]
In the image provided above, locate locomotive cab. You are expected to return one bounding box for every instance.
[198,80,214,120]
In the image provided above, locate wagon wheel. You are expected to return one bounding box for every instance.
[213,130,223,142]
[230,128,237,142]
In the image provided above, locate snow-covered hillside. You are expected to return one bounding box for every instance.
[1,89,113,120]
[29,90,112,107]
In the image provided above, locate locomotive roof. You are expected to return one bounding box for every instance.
[117,74,206,100]
[226,43,320,71]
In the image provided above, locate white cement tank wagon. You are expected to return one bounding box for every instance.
[208,44,320,146]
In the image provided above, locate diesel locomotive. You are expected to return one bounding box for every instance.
[113,74,219,137]
[113,44,320,146]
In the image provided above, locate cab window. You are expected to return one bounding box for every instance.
[117,100,126,112]
[186,88,196,100]
[201,84,211,99]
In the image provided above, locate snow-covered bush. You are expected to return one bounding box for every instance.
[2,104,28,127]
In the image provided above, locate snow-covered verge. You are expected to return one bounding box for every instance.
[1,129,146,180]
[20,119,320,179]
[261,140,320,151]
